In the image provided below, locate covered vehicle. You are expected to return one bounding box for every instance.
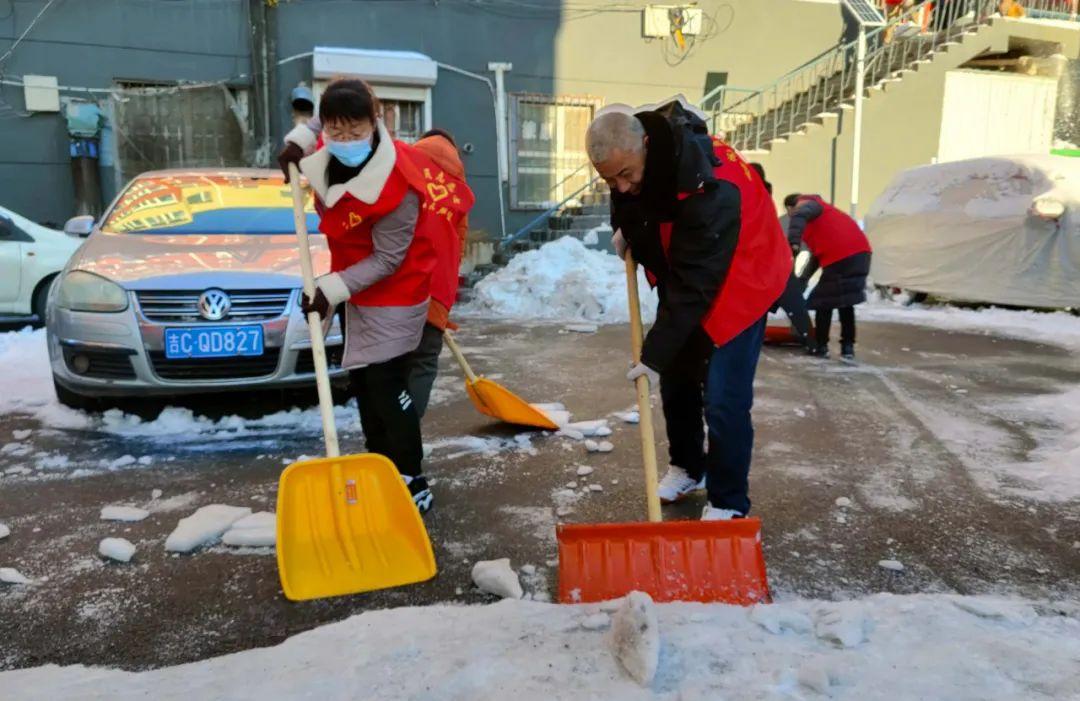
[865,155,1080,309]
[47,169,345,408]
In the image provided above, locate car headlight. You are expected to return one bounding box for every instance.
[56,271,129,312]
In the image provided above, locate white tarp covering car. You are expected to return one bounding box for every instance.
[865,155,1080,309]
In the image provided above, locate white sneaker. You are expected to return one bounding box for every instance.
[657,466,705,504]
[701,504,744,521]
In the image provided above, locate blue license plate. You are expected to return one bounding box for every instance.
[164,326,264,359]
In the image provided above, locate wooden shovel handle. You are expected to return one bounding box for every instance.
[442,331,479,384]
[289,164,340,458]
[625,255,662,523]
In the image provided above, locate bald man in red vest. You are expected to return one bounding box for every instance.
[586,99,790,520]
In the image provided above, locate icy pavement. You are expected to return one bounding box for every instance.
[3,594,1079,700]
[0,313,1078,672]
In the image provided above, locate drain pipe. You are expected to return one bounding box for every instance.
[437,62,508,240]
[850,28,867,218]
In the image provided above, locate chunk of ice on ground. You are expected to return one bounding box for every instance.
[557,428,585,441]
[0,523,8,540]
[815,608,870,648]
[151,489,163,500]
[595,441,614,453]
[165,505,252,553]
[108,455,137,470]
[576,465,594,477]
[12,429,31,440]
[614,411,639,424]
[519,564,536,576]
[137,456,153,466]
[749,603,813,635]
[471,558,523,599]
[611,591,660,686]
[100,506,150,522]
[0,567,32,584]
[222,511,276,548]
[99,538,136,563]
[878,559,905,572]
[580,612,610,630]
[589,484,603,492]
[565,420,611,436]
[564,324,599,334]
[835,497,852,508]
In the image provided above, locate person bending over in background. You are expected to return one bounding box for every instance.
[586,99,789,520]
[785,193,873,362]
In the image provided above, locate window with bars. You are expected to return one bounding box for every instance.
[510,94,601,209]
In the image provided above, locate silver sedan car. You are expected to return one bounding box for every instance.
[47,169,345,409]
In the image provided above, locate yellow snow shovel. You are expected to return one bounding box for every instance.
[442,331,560,431]
[276,164,437,601]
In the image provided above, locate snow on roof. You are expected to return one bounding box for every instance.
[312,46,437,86]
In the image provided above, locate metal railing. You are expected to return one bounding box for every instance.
[500,174,603,248]
[711,0,1079,152]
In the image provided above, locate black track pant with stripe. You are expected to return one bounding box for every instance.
[349,353,423,478]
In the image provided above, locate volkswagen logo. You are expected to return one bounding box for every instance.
[198,289,232,321]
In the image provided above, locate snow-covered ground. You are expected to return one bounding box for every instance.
[4,594,1078,700]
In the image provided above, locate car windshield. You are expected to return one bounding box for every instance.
[100,174,318,234]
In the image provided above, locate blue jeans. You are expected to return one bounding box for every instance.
[659,318,765,514]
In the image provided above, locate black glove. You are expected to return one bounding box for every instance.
[301,288,332,320]
[277,142,304,183]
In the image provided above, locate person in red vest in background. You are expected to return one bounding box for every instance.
[784,193,873,362]
[275,79,470,515]
[406,128,474,416]
[586,98,790,520]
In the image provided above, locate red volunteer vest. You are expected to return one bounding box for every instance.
[796,195,872,268]
[316,141,455,307]
[404,148,475,310]
[658,138,791,347]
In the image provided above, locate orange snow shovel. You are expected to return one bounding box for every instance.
[276,165,436,601]
[443,331,560,431]
[556,256,770,605]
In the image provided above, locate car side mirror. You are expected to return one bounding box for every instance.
[64,215,95,238]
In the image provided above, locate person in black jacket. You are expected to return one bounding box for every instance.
[585,100,785,520]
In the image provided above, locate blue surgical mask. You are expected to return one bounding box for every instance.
[325,136,373,167]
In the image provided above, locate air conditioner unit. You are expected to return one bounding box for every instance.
[642,5,703,38]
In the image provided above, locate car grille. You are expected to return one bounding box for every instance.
[136,289,293,323]
[147,348,282,380]
[294,345,344,375]
[62,346,137,380]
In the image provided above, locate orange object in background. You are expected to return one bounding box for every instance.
[556,256,770,606]
[443,332,560,431]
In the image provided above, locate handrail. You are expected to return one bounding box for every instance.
[500,174,601,247]
[713,0,1080,153]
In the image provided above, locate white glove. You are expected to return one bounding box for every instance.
[626,362,660,387]
[612,227,628,260]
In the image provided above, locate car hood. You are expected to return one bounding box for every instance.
[71,230,332,291]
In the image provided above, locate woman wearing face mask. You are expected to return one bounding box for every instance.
[290,78,438,514]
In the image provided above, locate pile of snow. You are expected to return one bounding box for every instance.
[222,512,276,548]
[164,505,252,553]
[464,237,658,324]
[0,328,90,429]
[4,594,1078,698]
[99,538,136,563]
[0,523,9,540]
[100,506,150,523]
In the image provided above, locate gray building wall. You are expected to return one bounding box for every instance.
[1,0,844,237]
[0,0,250,226]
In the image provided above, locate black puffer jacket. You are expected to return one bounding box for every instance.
[610,101,742,373]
